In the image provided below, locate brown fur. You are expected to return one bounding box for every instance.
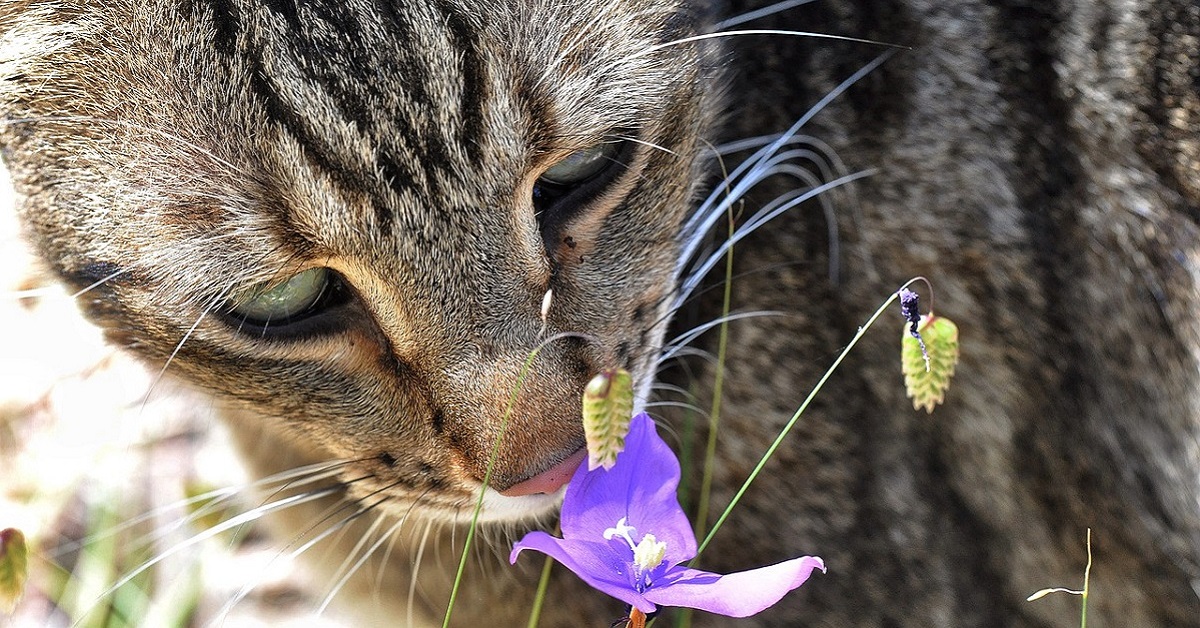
[2,0,1198,626]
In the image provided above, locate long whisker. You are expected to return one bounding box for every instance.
[655,346,718,370]
[213,477,390,622]
[676,170,875,315]
[678,51,894,276]
[710,0,819,31]
[639,29,904,60]
[316,505,393,614]
[643,399,709,416]
[659,310,786,364]
[408,519,434,628]
[50,460,349,558]
[75,485,342,628]
[614,134,678,157]
[681,144,844,286]
[317,495,427,615]
[374,488,432,601]
[687,157,854,290]
[137,297,221,414]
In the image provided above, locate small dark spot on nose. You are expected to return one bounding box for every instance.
[430,409,446,434]
[632,304,646,322]
[616,341,631,363]
[377,452,397,467]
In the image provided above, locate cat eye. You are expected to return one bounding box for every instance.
[532,141,627,216]
[227,267,336,328]
[538,143,620,186]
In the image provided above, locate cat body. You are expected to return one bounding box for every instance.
[2,0,1198,626]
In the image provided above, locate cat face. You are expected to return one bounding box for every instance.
[1,1,720,522]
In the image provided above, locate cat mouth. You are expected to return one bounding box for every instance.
[498,448,587,497]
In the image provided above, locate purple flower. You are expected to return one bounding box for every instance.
[898,288,923,338]
[898,287,929,366]
[510,412,825,618]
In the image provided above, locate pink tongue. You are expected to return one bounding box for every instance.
[500,448,587,497]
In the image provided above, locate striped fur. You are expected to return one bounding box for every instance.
[2,0,1199,626]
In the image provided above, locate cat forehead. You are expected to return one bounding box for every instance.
[1,0,708,293]
[230,0,700,145]
[205,0,705,253]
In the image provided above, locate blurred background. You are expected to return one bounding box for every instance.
[0,161,342,627]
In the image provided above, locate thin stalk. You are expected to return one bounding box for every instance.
[443,349,544,628]
[680,203,738,628]
[695,281,918,557]
[692,206,737,543]
[676,385,697,513]
[1081,528,1091,628]
[525,555,555,628]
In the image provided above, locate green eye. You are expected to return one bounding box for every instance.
[229,267,330,324]
[539,143,619,186]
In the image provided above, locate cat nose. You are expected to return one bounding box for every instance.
[498,447,587,496]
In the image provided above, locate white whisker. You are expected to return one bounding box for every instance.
[711,0,819,31]
[638,28,903,60]
[614,134,678,157]
[317,510,394,614]
[79,486,341,628]
[643,399,709,416]
[675,169,875,312]
[408,520,434,628]
[659,310,785,364]
[50,460,348,559]
[214,488,382,623]
[677,52,893,282]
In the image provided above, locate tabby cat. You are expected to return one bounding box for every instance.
[2,0,1198,626]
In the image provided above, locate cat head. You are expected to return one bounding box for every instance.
[1,0,722,522]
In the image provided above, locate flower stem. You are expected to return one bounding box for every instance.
[443,346,545,628]
[694,280,920,557]
[525,555,555,628]
[679,203,738,628]
[693,202,737,543]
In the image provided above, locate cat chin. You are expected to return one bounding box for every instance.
[475,487,566,524]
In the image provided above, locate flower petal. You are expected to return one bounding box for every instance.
[645,556,825,618]
[510,532,657,613]
[561,413,696,563]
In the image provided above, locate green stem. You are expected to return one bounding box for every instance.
[692,208,736,543]
[695,283,913,558]
[526,555,555,628]
[679,207,738,628]
[443,349,543,628]
[677,388,697,513]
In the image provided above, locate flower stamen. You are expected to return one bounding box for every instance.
[603,517,638,549]
[633,534,667,573]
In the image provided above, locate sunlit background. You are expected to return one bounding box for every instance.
[0,160,344,627]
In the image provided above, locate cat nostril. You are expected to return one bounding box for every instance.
[499,448,587,497]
